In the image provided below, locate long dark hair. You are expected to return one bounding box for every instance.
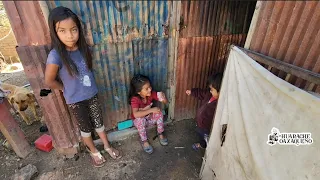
[128,74,150,104]
[48,6,92,76]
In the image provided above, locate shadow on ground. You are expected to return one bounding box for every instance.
[132,119,204,180]
[0,119,205,180]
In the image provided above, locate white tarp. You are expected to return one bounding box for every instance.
[200,46,320,180]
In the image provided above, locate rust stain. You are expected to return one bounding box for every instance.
[249,1,320,93]
[175,34,247,120]
[179,1,256,38]
[46,1,171,44]
[174,1,255,120]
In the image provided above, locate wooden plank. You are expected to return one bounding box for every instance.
[2,1,29,46]
[3,1,50,46]
[237,46,320,85]
[0,100,32,158]
[168,1,181,120]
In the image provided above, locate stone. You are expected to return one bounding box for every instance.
[11,164,38,180]
[38,170,64,180]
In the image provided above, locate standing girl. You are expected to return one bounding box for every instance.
[128,74,168,154]
[45,6,121,167]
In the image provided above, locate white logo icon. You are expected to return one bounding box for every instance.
[267,127,313,146]
[83,75,91,87]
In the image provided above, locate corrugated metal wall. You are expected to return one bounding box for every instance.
[46,1,171,128]
[175,1,256,120]
[249,1,320,93]
[179,1,254,37]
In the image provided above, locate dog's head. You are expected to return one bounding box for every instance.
[10,92,35,111]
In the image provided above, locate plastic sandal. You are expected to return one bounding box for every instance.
[141,141,153,154]
[192,143,203,151]
[86,147,105,168]
[104,146,122,159]
[158,133,168,146]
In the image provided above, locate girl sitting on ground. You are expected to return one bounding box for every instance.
[128,74,168,154]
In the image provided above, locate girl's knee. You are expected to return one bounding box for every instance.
[153,111,163,119]
[134,118,147,129]
[137,129,147,141]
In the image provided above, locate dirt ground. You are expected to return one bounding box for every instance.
[0,70,205,180]
[1,119,204,180]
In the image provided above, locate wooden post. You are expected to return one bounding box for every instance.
[0,99,32,158]
[168,1,181,121]
[244,1,263,49]
[2,1,50,46]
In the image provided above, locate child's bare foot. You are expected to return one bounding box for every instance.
[159,134,165,139]
[104,145,122,159]
[143,141,151,148]
[86,147,106,167]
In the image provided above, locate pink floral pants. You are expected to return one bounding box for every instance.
[133,112,164,142]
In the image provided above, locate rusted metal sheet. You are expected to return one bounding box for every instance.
[179,1,256,38]
[46,1,170,128]
[92,39,168,128]
[174,1,255,120]
[175,34,247,120]
[249,1,320,93]
[16,45,80,150]
[238,46,320,86]
[47,1,170,44]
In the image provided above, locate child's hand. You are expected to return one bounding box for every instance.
[186,90,191,96]
[157,92,168,104]
[150,107,160,113]
[139,103,153,111]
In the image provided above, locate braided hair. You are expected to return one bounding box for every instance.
[128,74,150,104]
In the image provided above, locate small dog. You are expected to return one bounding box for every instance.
[0,82,39,125]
